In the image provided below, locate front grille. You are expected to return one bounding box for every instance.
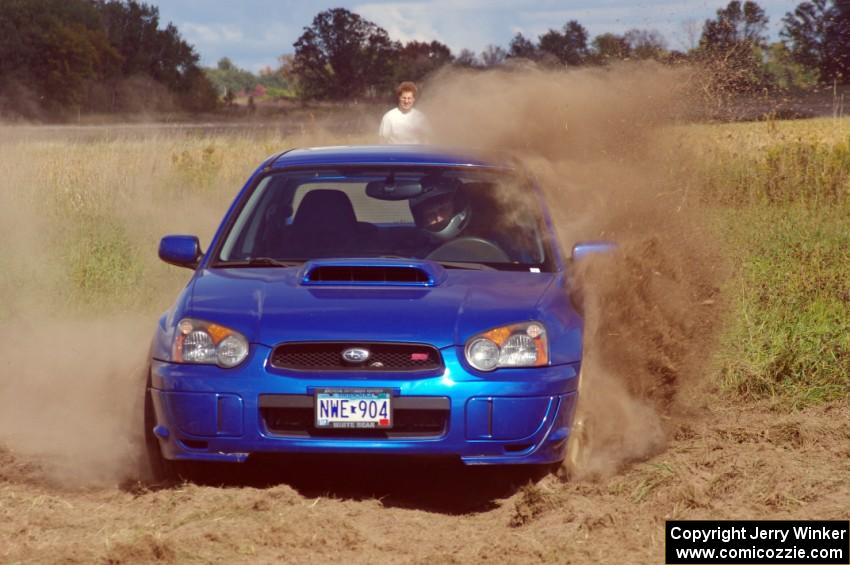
[259,395,449,439]
[270,342,443,372]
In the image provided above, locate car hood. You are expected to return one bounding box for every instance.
[186,265,556,348]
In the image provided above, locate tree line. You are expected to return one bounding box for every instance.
[269,2,850,101]
[0,0,217,119]
[1,0,849,119]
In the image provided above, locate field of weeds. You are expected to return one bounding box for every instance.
[686,118,850,406]
[0,127,371,317]
[0,113,847,563]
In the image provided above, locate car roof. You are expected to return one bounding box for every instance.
[269,145,514,170]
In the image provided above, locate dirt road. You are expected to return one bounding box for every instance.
[1,399,846,564]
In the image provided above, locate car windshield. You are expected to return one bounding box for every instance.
[215,167,550,270]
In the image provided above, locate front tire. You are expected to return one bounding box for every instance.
[565,371,592,476]
[566,413,590,472]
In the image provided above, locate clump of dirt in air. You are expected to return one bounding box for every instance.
[424,63,725,476]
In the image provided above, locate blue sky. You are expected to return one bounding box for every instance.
[154,0,802,72]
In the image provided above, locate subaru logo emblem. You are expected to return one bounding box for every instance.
[342,347,370,363]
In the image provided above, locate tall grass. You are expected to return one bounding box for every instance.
[0,130,370,317]
[718,206,850,405]
[699,117,850,406]
[699,137,850,205]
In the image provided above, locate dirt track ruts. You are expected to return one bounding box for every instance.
[1,399,847,564]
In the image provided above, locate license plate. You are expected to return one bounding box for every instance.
[315,388,392,429]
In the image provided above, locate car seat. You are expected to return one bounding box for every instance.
[285,189,365,258]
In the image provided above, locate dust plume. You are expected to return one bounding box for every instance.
[0,135,229,487]
[0,128,376,487]
[422,63,724,476]
[0,318,150,485]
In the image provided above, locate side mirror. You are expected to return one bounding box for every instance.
[159,235,202,269]
[571,241,617,261]
[568,241,616,316]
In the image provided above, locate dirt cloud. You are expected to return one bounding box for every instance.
[423,63,724,476]
[0,318,150,485]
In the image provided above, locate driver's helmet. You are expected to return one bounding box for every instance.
[409,179,471,241]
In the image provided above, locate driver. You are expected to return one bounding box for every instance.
[409,183,471,241]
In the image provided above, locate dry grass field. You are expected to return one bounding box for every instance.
[0,81,847,562]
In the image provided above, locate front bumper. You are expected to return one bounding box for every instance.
[149,345,579,465]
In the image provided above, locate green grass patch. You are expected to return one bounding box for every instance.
[717,205,850,406]
[65,215,143,307]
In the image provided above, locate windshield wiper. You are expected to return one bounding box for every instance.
[215,257,303,268]
[433,261,496,271]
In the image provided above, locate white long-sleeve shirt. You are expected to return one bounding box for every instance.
[378,107,429,144]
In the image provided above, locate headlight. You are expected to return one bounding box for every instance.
[173,318,249,368]
[464,322,548,372]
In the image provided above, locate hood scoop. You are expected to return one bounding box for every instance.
[299,259,445,287]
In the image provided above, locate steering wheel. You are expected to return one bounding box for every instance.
[426,237,511,263]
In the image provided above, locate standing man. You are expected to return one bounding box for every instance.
[378,81,430,144]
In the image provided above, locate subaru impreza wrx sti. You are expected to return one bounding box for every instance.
[146,145,606,478]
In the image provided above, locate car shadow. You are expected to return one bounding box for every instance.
[156,455,557,515]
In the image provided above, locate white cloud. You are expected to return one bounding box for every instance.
[181,23,244,45]
[356,3,444,44]
[354,0,520,53]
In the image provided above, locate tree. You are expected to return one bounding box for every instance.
[394,40,452,83]
[179,65,219,112]
[698,1,772,92]
[96,0,217,110]
[507,33,538,60]
[589,29,668,64]
[205,57,259,97]
[257,66,290,96]
[0,0,119,117]
[538,20,589,66]
[454,49,480,68]
[480,45,507,67]
[292,8,398,100]
[591,33,631,63]
[258,54,298,98]
[782,0,850,83]
[700,0,769,51]
[624,29,668,59]
[223,88,235,107]
[0,0,215,117]
[679,19,703,52]
[763,41,818,89]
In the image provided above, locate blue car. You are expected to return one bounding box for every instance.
[146,145,603,479]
